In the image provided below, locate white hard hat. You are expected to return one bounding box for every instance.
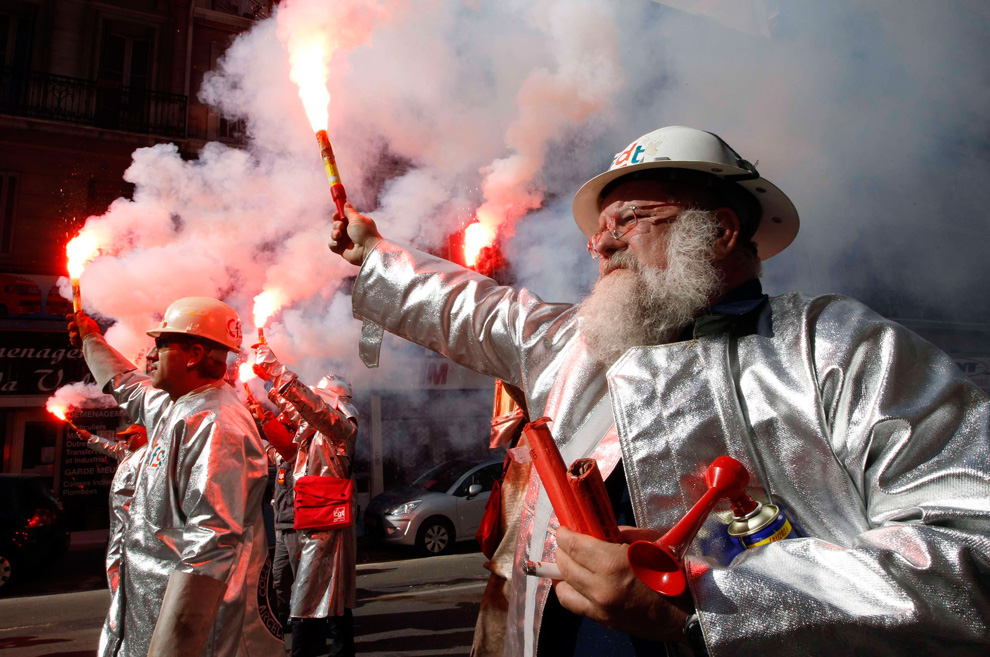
[315,375,359,423]
[317,374,352,399]
[146,297,243,352]
[572,126,799,259]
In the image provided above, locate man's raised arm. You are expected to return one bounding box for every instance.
[69,311,170,429]
[327,204,573,389]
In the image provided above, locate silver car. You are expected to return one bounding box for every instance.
[363,458,503,555]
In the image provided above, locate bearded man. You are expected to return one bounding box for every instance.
[328,126,990,656]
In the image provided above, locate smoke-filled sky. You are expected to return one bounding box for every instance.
[65,0,990,394]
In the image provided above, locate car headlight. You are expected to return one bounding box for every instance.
[388,500,422,516]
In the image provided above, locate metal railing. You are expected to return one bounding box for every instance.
[0,67,187,138]
[209,0,276,20]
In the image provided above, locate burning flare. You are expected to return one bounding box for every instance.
[464,221,496,268]
[284,34,350,232]
[238,361,258,382]
[66,233,99,278]
[252,289,287,344]
[46,400,68,421]
[66,232,100,312]
[253,290,283,330]
[289,40,330,132]
[46,398,80,432]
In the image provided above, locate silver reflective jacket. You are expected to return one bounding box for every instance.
[97,442,147,657]
[82,336,281,656]
[269,371,359,618]
[352,240,990,657]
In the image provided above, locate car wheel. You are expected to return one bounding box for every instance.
[0,554,12,593]
[416,517,454,556]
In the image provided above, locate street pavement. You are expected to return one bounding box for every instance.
[0,588,107,655]
[354,552,488,655]
[0,539,489,656]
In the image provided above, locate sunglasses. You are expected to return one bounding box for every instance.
[153,336,189,351]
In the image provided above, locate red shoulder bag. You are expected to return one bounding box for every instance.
[294,475,354,531]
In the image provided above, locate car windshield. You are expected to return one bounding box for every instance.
[412,459,477,493]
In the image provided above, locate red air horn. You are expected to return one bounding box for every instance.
[627,456,750,596]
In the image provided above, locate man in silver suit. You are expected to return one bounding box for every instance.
[253,346,359,657]
[80,423,148,656]
[69,297,281,656]
[327,125,989,656]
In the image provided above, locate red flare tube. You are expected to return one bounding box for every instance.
[316,130,349,224]
[71,277,81,313]
[523,417,588,534]
[243,382,260,407]
[56,414,86,437]
[567,458,620,543]
[257,326,267,345]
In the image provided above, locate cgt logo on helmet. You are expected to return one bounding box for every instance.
[227,318,242,342]
[612,141,649,168]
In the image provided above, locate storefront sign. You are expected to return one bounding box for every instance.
[58,407,128,531]
[0,330,91,395]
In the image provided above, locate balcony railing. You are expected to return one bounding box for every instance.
[210,0,277,20]
[0,68,187,138]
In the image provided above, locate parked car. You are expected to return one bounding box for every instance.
[364,457,503,555]
[0,474,71,593]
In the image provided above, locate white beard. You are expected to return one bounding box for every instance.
[577,210,723,367]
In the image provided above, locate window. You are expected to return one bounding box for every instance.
[209,39,246,142]
[0,4,36,70]
[21,420,57,470]
[474,463,502,492]
[0,4,36,114]
[219,116,246,140]
[454,462,502,496]
[95,20,155,131]
[0,172,17,254]
[98,24,152,90]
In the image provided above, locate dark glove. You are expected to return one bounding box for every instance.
[67,311,102,349]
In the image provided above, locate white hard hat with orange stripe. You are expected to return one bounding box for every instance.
[572,126,799,260]
[146,297,243,358]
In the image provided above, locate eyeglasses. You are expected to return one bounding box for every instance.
[586,203,683,260]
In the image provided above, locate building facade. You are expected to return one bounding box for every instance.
[0,0,272,531]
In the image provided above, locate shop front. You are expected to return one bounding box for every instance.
[0,322,125,533]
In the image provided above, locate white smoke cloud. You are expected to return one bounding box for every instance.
[508,1,990,320]
[47,382,117,411]
[61,0,990,403]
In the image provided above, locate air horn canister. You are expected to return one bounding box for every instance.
[726,495,800,557]
[627,456,750,597]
